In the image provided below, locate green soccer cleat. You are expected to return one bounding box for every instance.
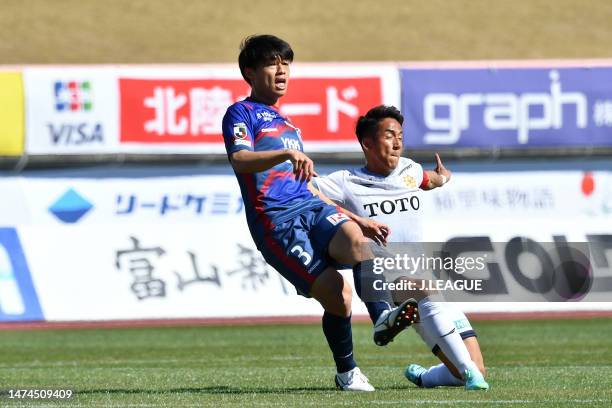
[464,368,489,391]
[404,364,427,388]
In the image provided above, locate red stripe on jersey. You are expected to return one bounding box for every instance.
[239,172,268,224]
[239,173,314,285]
[263,235,316,285]
[420,171,430,189]
[260,170,294,195]
[238,101,254,110]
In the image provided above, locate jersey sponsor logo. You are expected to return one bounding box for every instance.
[256,111,277,122]
[281,137,301,151]
[326,212,350,226]
[363,197,420,217]
[233,122,248,139]
[260,128,278,133]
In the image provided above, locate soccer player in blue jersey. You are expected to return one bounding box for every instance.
[222,35,417,391]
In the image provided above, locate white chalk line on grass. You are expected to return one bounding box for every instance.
[2,361,612,370]
[184,399,612,407]
[10,400,610,408]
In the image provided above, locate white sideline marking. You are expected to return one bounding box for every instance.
[233,400,612,406]
[6,399,612,407]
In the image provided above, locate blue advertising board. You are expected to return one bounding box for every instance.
[400,67,612,148]
[0,228,44,322]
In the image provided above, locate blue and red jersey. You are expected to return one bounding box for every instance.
[222,98,324,241]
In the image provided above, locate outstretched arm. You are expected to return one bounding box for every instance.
[421,153,452,190]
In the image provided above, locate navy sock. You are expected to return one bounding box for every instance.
[353,262,391,323]
[322,312,357,373]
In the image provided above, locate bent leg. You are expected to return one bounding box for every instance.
[327,221,391,323]
[411,306,485,387]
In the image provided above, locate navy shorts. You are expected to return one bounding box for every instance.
[257,204,351,296]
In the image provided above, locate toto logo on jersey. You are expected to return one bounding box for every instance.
[363,197,420,217]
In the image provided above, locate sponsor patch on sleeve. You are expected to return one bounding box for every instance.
[233,122,248,139]
[234,139,252,147]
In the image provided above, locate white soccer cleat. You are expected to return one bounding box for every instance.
[335,367,375,391]
[373,298,419,346]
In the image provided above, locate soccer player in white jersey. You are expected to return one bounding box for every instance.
[310,105,489,390]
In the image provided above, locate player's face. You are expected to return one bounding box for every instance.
[246,56,290,105]
[363,118,403,176]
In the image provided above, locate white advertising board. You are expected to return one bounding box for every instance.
[20,220,329,321]
[22,64,400,155]
[2,170,609,227]
[1,171,610,321]
[24,67,119,154]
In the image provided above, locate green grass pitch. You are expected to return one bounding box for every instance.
[1,318,611,407]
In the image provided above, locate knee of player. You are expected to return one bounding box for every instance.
[342,280,353,303]
[327,282,351,317]
[328,281,353,317]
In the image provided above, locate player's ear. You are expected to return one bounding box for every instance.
[244,67,256,84]
[361,136,373,151]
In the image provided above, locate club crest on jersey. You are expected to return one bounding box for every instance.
[233,122,248,139]
[326,212,350,226]
[257,111,276,122]
[403,176,417,188]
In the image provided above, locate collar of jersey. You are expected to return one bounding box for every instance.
[357,165,399,179]
[245,97,281,113]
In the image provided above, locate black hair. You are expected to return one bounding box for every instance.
[355,105,404,145]
[238,35,294,84]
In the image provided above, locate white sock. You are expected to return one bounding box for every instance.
[417,297,476,377]
[421,363,464,387]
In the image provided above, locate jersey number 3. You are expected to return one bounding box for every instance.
[290,245,312,266]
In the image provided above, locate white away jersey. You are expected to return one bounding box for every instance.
[312,157,425,242]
